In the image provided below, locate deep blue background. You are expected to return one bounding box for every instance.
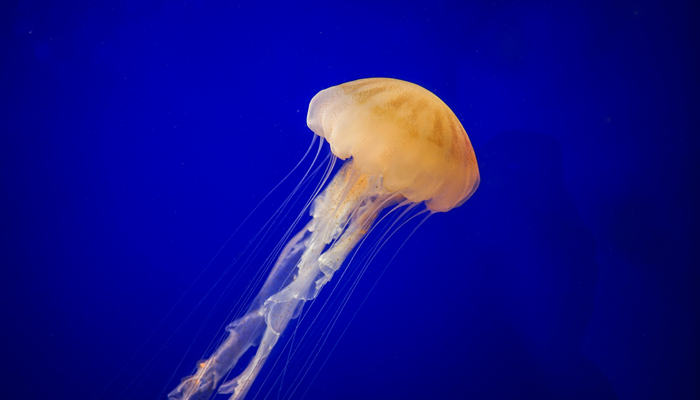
[2,1,697,399]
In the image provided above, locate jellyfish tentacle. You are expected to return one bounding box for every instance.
[166,311,265,400]
[217,187,399,399]
[168,224,312,400]
[217,217,362,399]
[171,163,401,400]
[247,222,312,311]
[217,316,286,400]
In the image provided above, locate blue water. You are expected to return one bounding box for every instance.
[3,1,696,399]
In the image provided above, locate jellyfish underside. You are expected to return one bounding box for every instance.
[169,78,479,400]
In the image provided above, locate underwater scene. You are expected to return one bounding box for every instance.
[3,1,697,399]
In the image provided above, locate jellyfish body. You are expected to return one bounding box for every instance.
[168,78,479,400]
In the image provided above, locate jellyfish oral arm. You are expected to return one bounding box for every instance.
[169,162,401,400]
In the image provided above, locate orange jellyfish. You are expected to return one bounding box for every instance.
[169,78,480,400]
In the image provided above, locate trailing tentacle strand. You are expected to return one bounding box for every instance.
[168,161,402,400]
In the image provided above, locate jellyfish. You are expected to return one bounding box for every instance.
[168,77,479,400]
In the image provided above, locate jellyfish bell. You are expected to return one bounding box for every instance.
[308,77,480,212]
[169,78,479,400]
